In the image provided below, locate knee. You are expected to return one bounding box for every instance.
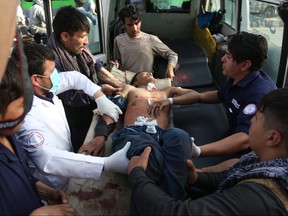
[165,128,190,139]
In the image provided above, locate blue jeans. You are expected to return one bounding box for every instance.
[112,125,192,200]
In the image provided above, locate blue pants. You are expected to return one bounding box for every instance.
[112,125,192,200]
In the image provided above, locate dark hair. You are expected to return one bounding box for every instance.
[11,43,55,76]
[0,58,23,114]
[228,31,268,72]
[118,5,142,23]
[130,71,143,86]
[53,6,90,40]
[257,88,288,150]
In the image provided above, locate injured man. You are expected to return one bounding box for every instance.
[113,72,194,201]
[80,72,197,211]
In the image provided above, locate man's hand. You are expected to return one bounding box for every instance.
[148,99,170,118]
[95,95,123,122]
[78,136,106,156]
[103,141,131,174]
[109,60,120,69]
[47,189,69,205]
[165,64,175,81]
[30,204,75,216]
[186,159,198,186]
[128,146,151,174]
[102,84,123,96]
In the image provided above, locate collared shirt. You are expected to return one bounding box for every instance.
[0,136,42,215]
[218,71,276,134]
[16,71,104,189]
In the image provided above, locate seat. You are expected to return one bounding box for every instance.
[153,38,214,88]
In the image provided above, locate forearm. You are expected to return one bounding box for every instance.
[129,167,227,215]
[39,148,104,179]
[187,172,223,193]
[35,181,57,201]
[98,67,124,87]
[200,132,249,157]
[57,71,101,96]
[169,88,201,104]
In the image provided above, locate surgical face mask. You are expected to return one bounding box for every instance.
[0,28,33,134]
[37,69,61,93]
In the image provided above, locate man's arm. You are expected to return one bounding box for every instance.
[152,36,178,80]
[199,132,249,157]
[128,149,284,215]
[97,67,124,88]
[35,181,68,205]
[55,71,122,122]
[149,88,220,116]
[129,167,283,215]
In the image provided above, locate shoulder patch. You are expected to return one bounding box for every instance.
[243,104,257,115]
[28,132,45,148]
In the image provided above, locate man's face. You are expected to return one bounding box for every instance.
[32,60,56,94]
[62,29,89,54]
[124,18,141,38]
[221,50,243,79]
[249,111,267,155]
[0,96,25,135]
[135,72,155,86]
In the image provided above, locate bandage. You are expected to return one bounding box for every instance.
[134,116,157,126]
[168,97,173,104]
[94,117,116,139]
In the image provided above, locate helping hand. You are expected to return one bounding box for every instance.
[186,159,198,186]
[47,189,69,205]
[165,68,175,81]
[78,136,106,156]
[102,84,123,96]
[148,98,170,118]
[95,95,123,122]
[103,141,131,174]
[128,146,151,175]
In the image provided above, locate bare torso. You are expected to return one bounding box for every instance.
[121,86,170,129]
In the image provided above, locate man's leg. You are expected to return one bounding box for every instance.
[112,126,164,183]
[160,128,192,200]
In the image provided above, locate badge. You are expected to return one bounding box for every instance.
[28,132,45,148]
[243,104,257,115]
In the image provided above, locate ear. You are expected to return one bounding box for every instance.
[240,60,252,72]
[266,129,282,147]
[30,75,39,86]
[60,32,69,42]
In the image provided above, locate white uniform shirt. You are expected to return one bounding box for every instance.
[16,71,104,189]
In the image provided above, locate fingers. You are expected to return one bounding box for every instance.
[128,146,151,174]
[186,159,195,171]
[123,141,131,150]
[142,146,152,159]
[148,102,162,117]
[116,106,123,115]
[58,190,68,204]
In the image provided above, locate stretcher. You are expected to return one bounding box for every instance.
[66,76,172,215]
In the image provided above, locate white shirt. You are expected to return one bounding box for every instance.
[16,71,104,189]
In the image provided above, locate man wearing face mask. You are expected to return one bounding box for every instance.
[12,43,130,190]
[0,57,75,216]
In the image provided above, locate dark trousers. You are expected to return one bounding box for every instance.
[112,125,192,214]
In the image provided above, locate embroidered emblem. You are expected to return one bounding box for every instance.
[243,104,257,115]
[28,132,45,148]
[232,98,240,109]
